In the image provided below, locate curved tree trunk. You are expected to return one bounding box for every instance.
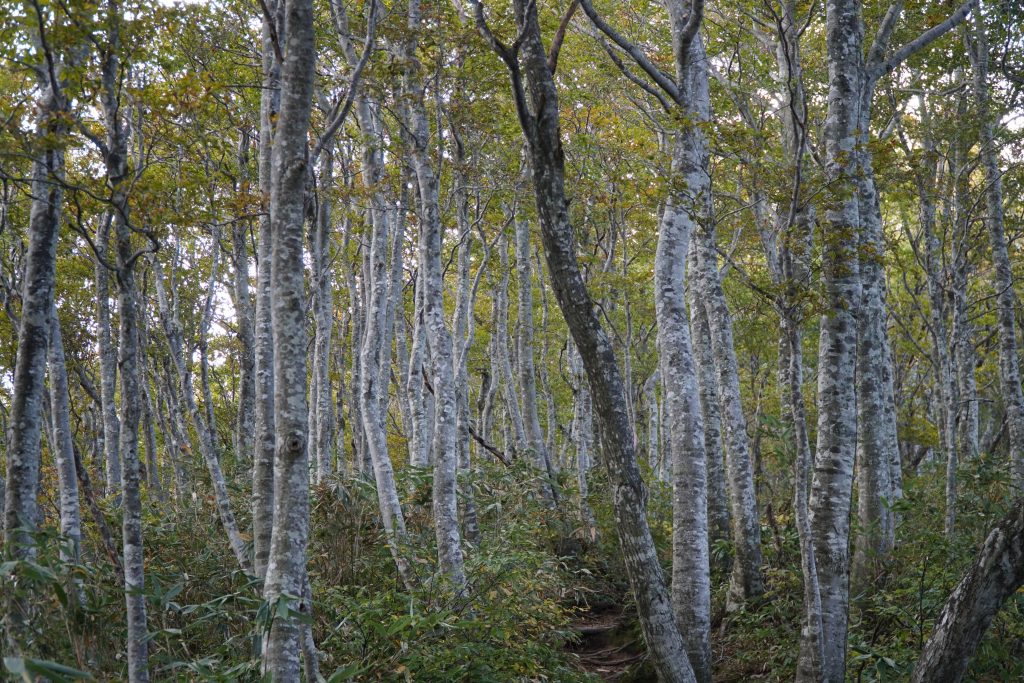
[487,2,697,678]
[152,258,252,574]
[911,496,1024,683]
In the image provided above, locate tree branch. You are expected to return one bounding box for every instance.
[868,0,973,82]
[547,0,579,74]
[577,0,682,103]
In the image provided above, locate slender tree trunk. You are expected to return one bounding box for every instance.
[95,215,121,500]
[357,131,414,587]
[691,295,730,546]
[495,231,527,449]
[99,25,149,676]
[310,146,335,485]
[488,2,696,678]
[407,278,431,468]
[152,259,252,574]
[515,216,558,503]
[261,0,315,674]
[569,344,597,538]
[48,303,82,566]
[799,2,863,678]
[252,0,283,582]
[968,3,1024,491]
[643,372,661,477]
[691,217,764,606]
[406,0,467,588]
[232,131,257,467]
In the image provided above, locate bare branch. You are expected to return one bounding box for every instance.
[578,0,682,103]
[547,0,579,74]
[868,0,973,82]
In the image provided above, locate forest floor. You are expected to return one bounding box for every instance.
[566,604,645,681]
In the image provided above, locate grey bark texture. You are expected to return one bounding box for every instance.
[473,0,697,678]
[231,131,256,468]
[407,0,467,589]
[96,216,121,498]
[799,0,864,678]
[515,216,558,503]
[911,495,1024,683]
[252,0,283,582]
[3,57,65,562]
[968,1,1024,491]
[260,0,315,675]
[97,21,150,676]
[48,303,82,566]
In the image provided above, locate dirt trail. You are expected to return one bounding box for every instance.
[566,606,645,681]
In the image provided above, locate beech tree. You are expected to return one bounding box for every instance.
[2,0,1024,680]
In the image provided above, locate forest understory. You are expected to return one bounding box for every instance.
[2,0,1024,681]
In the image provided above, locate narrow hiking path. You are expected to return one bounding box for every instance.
[566,605,645,680]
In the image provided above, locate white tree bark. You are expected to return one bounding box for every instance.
[690,300,730,547]
[152,257,252,574]
[474,0,697,677]
[406,0,467,589]
[231,132,257,468]
[911,495,1024,683]
[691,219,764,606]
[515,216,558,503]
[95,216,121,498]
[261,0,315,674]
[252,0,283,581]
[48,303,82,566]
[968,1,1024,491]
[657,172,711,683]
[495,230,528,449]
[3,59,65,565]
[97,18,149,678]
[800,2,863,678]
[310,145,336,485]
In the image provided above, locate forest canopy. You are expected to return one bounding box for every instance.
[2,0,1024,681]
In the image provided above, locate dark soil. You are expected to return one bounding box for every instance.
[566,605,647,681]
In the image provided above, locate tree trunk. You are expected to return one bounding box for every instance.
[691,295,730,546]
[968,1,1024,490]
[152,258,252,574]
[48,303,82,566]
[406,0,467,589]
[852,98,899,580]
[799,1,863,678]
[232,131,257,468]
[252,0,283,581]
[911,496,1024,683]
[261,0,315,674]
[3,66,64,563]
[691,217,764,606]
[515,216,558,503]
[310,145,336,485]
[489,2,697,678]
[96,216,121,499]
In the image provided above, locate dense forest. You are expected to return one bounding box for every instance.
[2,0,1024,680]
